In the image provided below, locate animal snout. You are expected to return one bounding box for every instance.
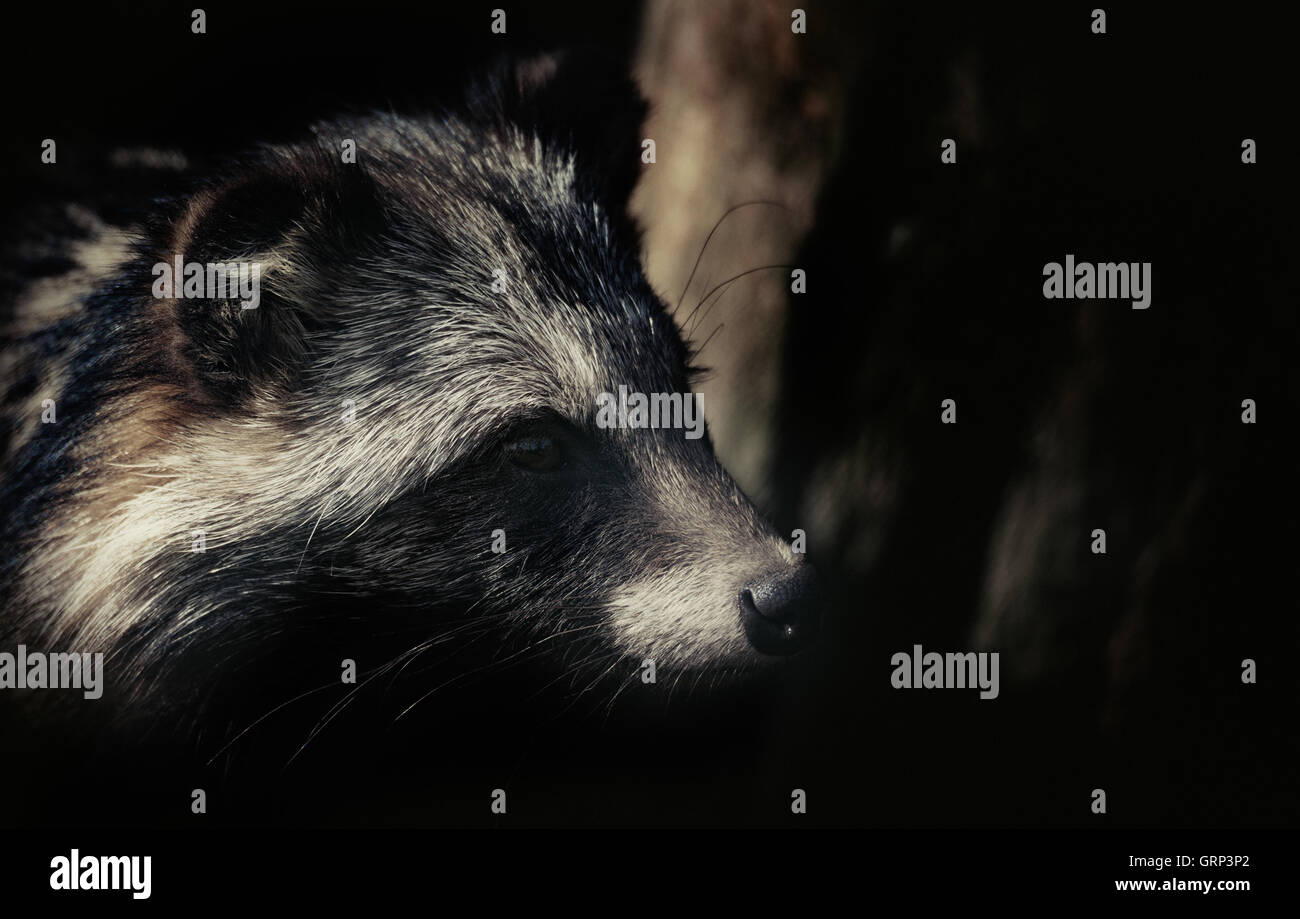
[738,564,821,655]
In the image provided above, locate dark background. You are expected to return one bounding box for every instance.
[1,2,1296,828]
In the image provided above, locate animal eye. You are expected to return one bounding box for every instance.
[505,434,564,472]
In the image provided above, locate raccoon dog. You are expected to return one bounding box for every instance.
[0,53,820,779]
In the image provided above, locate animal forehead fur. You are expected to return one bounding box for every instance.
[266,111,690,456]
[146,108,687,540]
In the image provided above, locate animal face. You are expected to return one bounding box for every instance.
[2,54,820,726]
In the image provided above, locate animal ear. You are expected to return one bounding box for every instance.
[152,153,386,405]
[487,50,649,216]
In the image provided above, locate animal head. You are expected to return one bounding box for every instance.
[10,54,821,716]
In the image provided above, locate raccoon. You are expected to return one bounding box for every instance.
[0,52,820,774]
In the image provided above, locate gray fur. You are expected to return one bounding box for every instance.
[0,57,802,735]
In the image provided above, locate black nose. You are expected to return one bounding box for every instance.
[739,565,821,655]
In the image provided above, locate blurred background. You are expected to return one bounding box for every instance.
[2,1,1296,826]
